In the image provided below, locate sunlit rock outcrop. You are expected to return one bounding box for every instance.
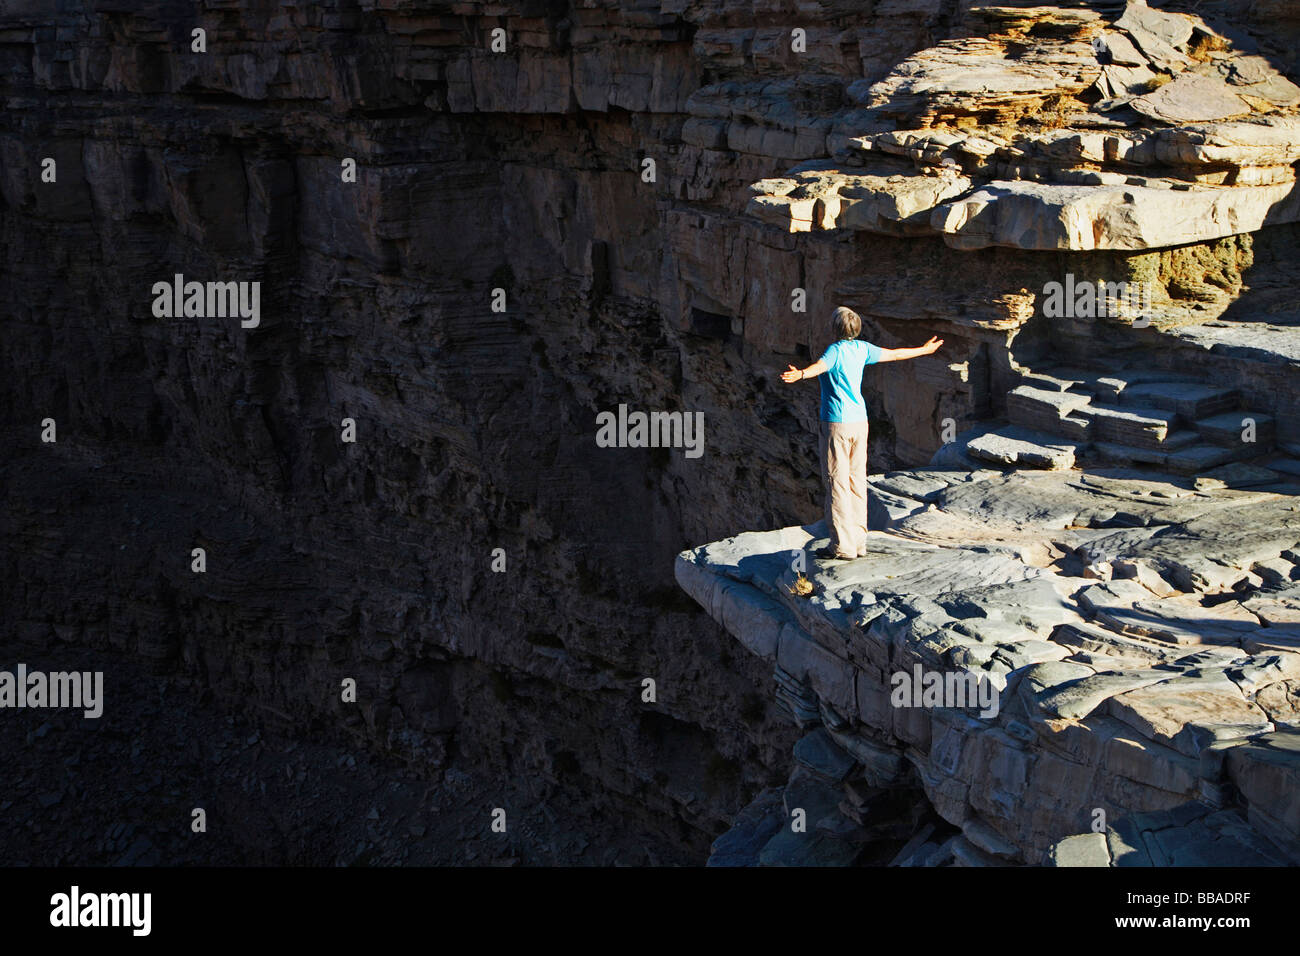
[747,2,1300,250]
[680,468,1300,866]
[680,0,1300,867]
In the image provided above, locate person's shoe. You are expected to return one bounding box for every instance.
[813,546,854,561]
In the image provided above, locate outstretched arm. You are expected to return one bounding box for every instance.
[876,336,943,363]
[780,359,829,383]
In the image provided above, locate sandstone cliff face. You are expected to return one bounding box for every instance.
[3,0,1300,864]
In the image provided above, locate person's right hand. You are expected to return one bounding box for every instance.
[920,336,944,355]
[780,364,802,383]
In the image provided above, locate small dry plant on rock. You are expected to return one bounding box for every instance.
[787,573,814,598]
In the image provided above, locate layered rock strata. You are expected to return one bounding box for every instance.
[748,2,1300,251]
[679,467,1300,865]
[5,0,1300,865]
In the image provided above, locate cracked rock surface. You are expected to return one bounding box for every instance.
[748,2,1300,251]
[679,466,1300,865]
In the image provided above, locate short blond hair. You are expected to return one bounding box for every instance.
[832,306,861,341]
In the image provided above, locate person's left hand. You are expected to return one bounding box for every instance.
[780,364,802,383]
[921,336,944,355]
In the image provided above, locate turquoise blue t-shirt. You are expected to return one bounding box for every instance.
[818,339,882,422]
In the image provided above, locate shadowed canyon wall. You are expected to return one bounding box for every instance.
[4,0,1300,863]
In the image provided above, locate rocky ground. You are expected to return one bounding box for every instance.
[680,464,1300,865]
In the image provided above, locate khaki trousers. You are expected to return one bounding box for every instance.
[819,420,869,558]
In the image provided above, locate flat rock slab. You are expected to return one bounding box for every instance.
[1131,73,1252,125]
[966,426,1076,470]
[1195,462,1280,490]
[1047,832,1111,867]
[679,464,1300,865]
[1116,1,1195,52]
[1108,685,1273,757]
[1095,31,1146,68]
[1036,671,1172,720]
[1080,581,1263,645]
[1197,411,1274,446]
[757,827,865,867]
[793,728,857,781]
[708,788,786,867]
[1053,802,1291,867]
[1172,323,1300,366]
[870,470,965,502]
[1120,382,1239,419]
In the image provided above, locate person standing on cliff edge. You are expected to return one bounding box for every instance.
[781,306,943,561]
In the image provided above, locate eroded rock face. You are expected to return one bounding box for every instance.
[748,1,1300,250]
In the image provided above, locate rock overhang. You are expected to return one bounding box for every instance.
[678,466,1300,864]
